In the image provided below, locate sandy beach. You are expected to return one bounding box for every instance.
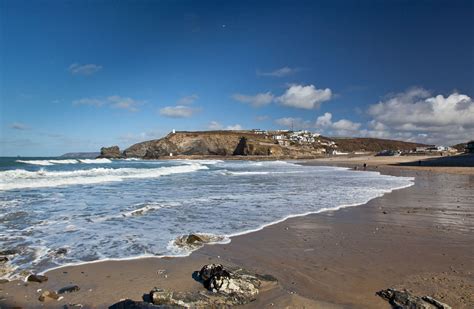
[1,155,473,308]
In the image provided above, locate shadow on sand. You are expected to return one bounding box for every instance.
[394,153,474,167]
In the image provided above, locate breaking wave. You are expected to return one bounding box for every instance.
[16,158,112,166]
[0,163,207,190]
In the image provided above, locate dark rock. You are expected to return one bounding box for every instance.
[0,249,19,256]
[109,299,165,309]
[57,284,80,294]
[376,288,452,309]
[38,290,59,301]
[0,256,8,263]
[63,304,84,309]
[148,265,273,307]
[199,263,230,282]
[173,234,225,250]
[27,274,48,283]
[56,248,68,255]
[98,146,122,159]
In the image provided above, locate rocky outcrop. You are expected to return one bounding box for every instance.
[122,131,318,159]
[98,146,122,158]
[109,264,276,308]
[173,234,226,250]
[377,288,452,309]
[27,274,48,283]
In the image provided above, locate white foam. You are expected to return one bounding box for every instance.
[78,158,112,164]
[0,163,207,190]
[16,158,111,166]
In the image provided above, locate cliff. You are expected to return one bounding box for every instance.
[98,131,430,159]
[123,131,324,159]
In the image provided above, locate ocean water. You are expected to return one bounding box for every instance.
[0,157,413,279]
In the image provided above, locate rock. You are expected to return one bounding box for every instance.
[0,256,8,263]
[39,290,60,301]
[149,288,180,307]
[199,264,230,282]
[56,248,68,256]
[173,234,225,250]
[109,299,175,308]
[98,146,122,159]
[147,265,273,307]
[57,284,80,294]
[0,249,19,256]
[198,264,260,302]
[63,304,84,309]
[376,288,452,309]
[27,274,48,283]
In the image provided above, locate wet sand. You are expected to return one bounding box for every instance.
[1,157,473,308]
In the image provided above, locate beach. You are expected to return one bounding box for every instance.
[1,156,473,308]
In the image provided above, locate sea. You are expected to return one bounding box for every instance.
[0,157,414,279]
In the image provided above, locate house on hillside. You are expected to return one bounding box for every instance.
[466,141,474,153]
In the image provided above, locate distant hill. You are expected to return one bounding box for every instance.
[98,131,430,159]
[332,137,428,153]
[451,142,467,152]
[59,152,100,159]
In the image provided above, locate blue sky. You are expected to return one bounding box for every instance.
[1,0,473,156]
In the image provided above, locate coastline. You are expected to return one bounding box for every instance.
[1,156,473,308]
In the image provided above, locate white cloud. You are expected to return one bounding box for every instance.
[277,84,332,109]
[207,121,242,130]
[232,92,274,107]
[314,112,361,136]
[10,122,30,130]
[226,124,243,130]
[369,88,474,129]
[108,96,143,112]
[367,88,474,144]
[73,96,144,112]
[159,105,199,118]
[257,67,297,77]
[68,63,102,75]
[177,94,198,105]
[331,119,361,131]
[315,113,332,127]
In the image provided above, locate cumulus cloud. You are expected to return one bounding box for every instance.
[10,122,30,130]
[68,63,102,75]
[232,92,274,107]
[158,94,201,118]
[369,88,474,130]
[73,96,144,112]
[159,105,200,118]
[367,88,474,144]
[314,112,361,136]
[207,121,243,130]
[277,84,332,109]
[315,112,332,127]
[257,67,297,77]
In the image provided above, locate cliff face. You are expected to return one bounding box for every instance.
[99,131,428,159]
[123,131,321,159]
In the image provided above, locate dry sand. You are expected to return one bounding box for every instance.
[1,155,473,308]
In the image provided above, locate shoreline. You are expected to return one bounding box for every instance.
[6,165,414,282]
[0,156,474,308]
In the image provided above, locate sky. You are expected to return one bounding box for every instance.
[1,0,473,156]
